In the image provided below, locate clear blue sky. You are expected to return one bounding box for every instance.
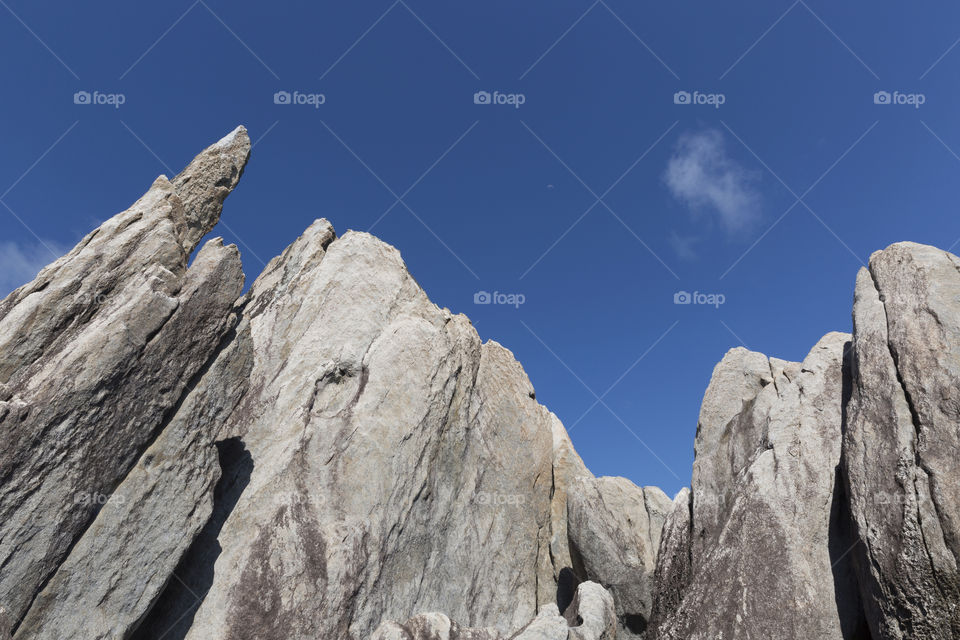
[2,1,959,496]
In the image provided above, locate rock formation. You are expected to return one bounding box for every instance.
[844,243,960,638]
[370,581,617,640]
[2,127,960,638]
[0,129,661,640]
[0,127,249,638]
[647,333,868,639]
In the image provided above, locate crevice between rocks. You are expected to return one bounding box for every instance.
[558,533,587,615]
[832,339,873,640]
[129,437,254,640]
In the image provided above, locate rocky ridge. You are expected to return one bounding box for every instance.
[1,127,959,639]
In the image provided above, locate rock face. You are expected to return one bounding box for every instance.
[370,612,500,640]
[844,243,960,638]
[566,477,671,637]
[0,127,249,636]
[646,488,691,632]
[5,128,960,639]
[647,333,868,639]
[163,222,576,639]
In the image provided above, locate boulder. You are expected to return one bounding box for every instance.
[371,582,618,640]
[566,477,671,636]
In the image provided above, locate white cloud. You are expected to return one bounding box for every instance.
[0,240,66,297]
[664,129,761,233]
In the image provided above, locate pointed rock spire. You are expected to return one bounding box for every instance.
[171,125,251,253]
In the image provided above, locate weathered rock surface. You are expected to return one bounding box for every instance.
[566,477,671,637]
[564,582,617,640]
[137,219,588,639]
[13,239,246,640]
[512,605,572,640]
[645,488,691,633]
[647,333,867,639]
[0,127,249,635]
[844,242,960,638]
[370,612,500,640]
[371,582,617,640]
[547,416,593,609]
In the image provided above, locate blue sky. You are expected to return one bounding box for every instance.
[2,1,959,496]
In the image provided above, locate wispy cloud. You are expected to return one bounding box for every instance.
[664,129,761,234]
[0,240,66,297]
[668,231,700,261]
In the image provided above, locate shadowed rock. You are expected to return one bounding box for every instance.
[0,128,249,636]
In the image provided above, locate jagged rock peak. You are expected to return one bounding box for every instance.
[648,332,868,639]
[0,127,248,638]
[171,125,251,253]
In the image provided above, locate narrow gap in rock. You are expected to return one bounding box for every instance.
[835,340,875,640]
[129,438,253,640]
[623,613,648,634]
[556,567,580,617]
[557,535,588,615]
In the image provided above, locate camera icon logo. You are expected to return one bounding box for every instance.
[474,91,491,105]
[274,91,292,105]
[673,291,692,305]
[474,291,492,304]
[873,91,891,105]
[673,91,691,105]
[73,91,91,105]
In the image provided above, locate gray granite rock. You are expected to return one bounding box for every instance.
[844,242,960,638]
[645,488,691,634]
[647,334,866,639]
[15,128,960,640]
[136,222,576,640]
[0,128,249,635]
[370,612,500,640]
[566,477,670,636]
